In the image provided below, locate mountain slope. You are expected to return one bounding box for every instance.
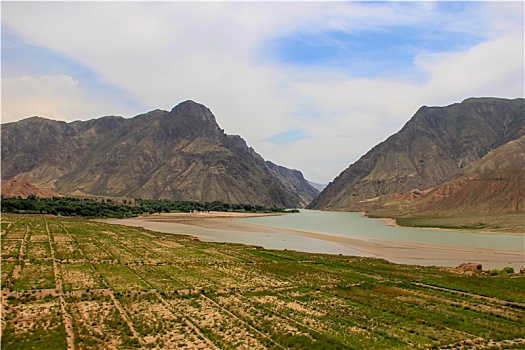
[413,135,525,216]
[1,101,308,207]
[265,161,319,207]
[363,136,525,217]
[308,97,525,211]
[1,179,60,198]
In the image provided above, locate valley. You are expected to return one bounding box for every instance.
[2,97,523,233]
[2,2,524,349]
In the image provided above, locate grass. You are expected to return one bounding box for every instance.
[12,260,55,291]
[2,298,66,350]
[60,263,106,291]
[1,213,524,349]
[395,214,524,233]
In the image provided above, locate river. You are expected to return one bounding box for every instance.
[239,210,523,251]
[106,210,524,270]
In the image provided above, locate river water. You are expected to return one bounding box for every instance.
[236,210,524,269]
[239,210,524,251]
[107,210,524,269]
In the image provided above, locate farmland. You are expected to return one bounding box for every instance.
[1,214,524,349]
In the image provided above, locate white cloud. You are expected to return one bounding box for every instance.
[2,75,82,122]
[416,35,525,104]
[2,2,523,183]
[1,75,137,123]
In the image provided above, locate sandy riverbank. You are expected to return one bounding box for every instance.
[104,212,524,269]
[136,211,282,219]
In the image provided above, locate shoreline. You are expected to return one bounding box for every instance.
[142,210,523,236]
[104,214,524,270]
[370,215,523,236]
[136,211,283,219]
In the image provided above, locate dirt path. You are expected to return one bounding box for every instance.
[109,292,145,346]
[46,219,76,349]
[152,291,220,350]
[58,295,76,350]
[46,220,63,291]
[413,282,525,309]
[18,223,31,261]
[440,337,525,349]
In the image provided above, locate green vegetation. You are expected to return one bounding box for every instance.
[2,214,524,349]
[394,214,524,233]
[1,195,297,218]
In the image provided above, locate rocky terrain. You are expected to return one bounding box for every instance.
[308,97,525,214]
[360,135,524,225]
[264,161,319,207]
[1,100,317,207]
[0,179,59,198]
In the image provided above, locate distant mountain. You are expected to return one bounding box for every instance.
[307,181,327,192]
[265,161,319,207]
[1,100,311,207]
[1,179,59,199]
[308,97,525,211]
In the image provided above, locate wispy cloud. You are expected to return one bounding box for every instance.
[263,129,308,146]
[2,1,523,183]
[261,24,483,81]
[1,26,146,121]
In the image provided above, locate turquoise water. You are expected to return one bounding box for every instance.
[108,210,524,268]
[239,210,524,252]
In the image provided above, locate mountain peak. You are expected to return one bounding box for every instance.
[170,100,216,123]
[1,100,318,207]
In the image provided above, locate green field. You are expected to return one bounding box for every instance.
[1,214,524,349]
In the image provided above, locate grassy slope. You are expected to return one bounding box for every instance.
[1,214,524,349]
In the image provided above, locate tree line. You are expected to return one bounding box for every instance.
[0,195,299,218]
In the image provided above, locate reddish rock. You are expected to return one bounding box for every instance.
[457,263,482,271]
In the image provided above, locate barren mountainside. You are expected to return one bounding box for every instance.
[0,179,60,199]
[1,100,315,207]
[412,135,525,216]
[360,135,525,218]
[265,161,319,206]
[308,97,525,211]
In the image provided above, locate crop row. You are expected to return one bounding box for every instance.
[2,214,524,349]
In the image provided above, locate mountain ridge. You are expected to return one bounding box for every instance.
[308,97,525,211]
[1,100,316,207]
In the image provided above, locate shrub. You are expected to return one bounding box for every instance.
[503,267,515,274]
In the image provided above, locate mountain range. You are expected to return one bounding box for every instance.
[1,100,318,207]
[2,97,523,222]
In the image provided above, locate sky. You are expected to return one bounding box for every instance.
[1,1,524,184]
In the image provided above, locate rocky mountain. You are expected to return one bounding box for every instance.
[412,135,525,216]
[308,97,525,211]
[1,100,312,207]
[307,181,327,192]
[1,179,60,198]
[265,161,319,207]
[360,135,525,217]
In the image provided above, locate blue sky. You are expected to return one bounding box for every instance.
[2,1,523,183]
[2,26,146,118]
[264,25,482,81]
